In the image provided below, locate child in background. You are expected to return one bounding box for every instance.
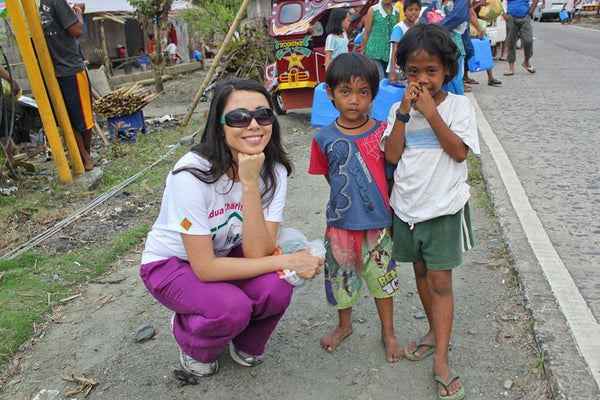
[309,53,403,363]
[387,0,422,84]
[324,8,351,70]
[166,37,182,64]
[362,0,399,80]
[381,24,479,400]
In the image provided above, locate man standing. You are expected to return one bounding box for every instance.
[39,0,97,171]
[502,0,539,76]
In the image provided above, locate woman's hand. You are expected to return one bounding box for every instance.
[286,250,324,280]
[238,153,265,186]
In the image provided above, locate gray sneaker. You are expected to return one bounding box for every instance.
[229,342,264,367]
[179,349,219,377]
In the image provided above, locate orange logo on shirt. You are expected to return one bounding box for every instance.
[180,218,192,231]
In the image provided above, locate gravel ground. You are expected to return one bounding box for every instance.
[0,71,550,400]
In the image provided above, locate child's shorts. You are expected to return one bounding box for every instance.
[57,70,94,133]
[324,226,399,309]
[392,203,474,271]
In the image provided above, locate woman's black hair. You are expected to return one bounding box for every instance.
[326,8,350,35]
[395,23,459,84]
[326,52,380,98]
[173,78,293,207]
[404,0,422,11]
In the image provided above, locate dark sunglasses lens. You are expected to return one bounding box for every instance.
[226,111,253,127]
[254,108,274,125]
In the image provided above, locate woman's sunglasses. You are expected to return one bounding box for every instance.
[220,108,275,128]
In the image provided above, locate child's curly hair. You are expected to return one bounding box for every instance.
[395,23,459,84]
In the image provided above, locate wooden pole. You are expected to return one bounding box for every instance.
[5,0,72,182]
[21,0,85,175]
[99,19,111,76]
[181,0,252,126]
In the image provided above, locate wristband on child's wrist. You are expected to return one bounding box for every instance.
[396,110,410,123]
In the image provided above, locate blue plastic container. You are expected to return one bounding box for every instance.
[310,83,339,127]
[107,110,146,143]
[467,37,494,72]
[371,79,405,122]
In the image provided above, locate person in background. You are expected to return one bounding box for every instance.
[0,66,20,165]
[572,0,583,23]
[387,0,421,84]
[502,0,538,76]
[324,8,351,70]
[39,0,97,171]
[464,0,503,87]
[166,36,183,65]
[362,0,399,80]
[394,0,407,21]
[309,53,403,363]
[140,77,323,378]
[168,22,178,46]
[420,0,471,95]
[382,23,480,400]
[147,33,157,55]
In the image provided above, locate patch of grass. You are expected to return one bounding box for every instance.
[467,154,494,215]
[0,119,204,371]
[0,226,148,364]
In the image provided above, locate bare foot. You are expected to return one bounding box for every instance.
[84,160,99,171]
[434,364,463,398]
[320,325,353,353]
[381,332,403,363]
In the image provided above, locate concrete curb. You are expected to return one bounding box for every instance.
[467,92,600,399]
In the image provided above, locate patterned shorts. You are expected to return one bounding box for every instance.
[323,226,399,309]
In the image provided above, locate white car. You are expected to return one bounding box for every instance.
[532,0,565,21]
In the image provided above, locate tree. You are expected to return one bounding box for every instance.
[127,0,173,92]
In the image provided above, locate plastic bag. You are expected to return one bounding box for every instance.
[426,10,444,23]
[274,227,326,289]
[478,0,503,21]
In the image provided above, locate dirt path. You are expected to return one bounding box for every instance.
[0,75,549,399]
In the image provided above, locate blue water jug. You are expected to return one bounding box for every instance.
[467,36,494,72]
[310,83,339,127]
[371,79,405,122]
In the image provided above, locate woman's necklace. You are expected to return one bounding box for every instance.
[335,116,369,130]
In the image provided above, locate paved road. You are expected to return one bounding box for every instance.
[468,21,600,399]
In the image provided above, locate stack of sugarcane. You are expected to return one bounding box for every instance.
[93,84,162,118]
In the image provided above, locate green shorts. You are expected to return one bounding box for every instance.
[324,227,399,309]
[392,203,474,271]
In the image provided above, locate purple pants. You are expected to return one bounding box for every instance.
[140,249,293,363]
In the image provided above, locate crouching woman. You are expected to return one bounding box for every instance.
[140,78,323,377]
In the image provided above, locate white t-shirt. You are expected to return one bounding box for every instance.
[141,152,288,264]
[380,93,480,224]
[387,21,410,74]
[166,43,177,55]
[325,32,349,61]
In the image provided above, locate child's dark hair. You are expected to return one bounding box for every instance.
[404,0,422,11]
[395,24,459,84]
[149,33,154,39]
[326,53,379,98]
[173,78,292,206]
[326,8,350,35]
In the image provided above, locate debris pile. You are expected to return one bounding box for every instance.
[93,84,161,118]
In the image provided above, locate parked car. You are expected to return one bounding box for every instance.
[532,0,564,21]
